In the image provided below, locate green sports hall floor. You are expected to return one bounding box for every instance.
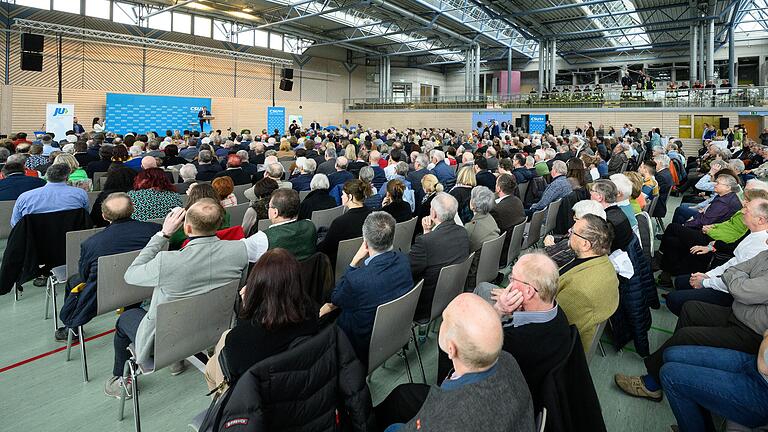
[0,198,682,432]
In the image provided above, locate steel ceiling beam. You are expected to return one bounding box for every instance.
[541,2,690,25]
[502,0,622,18]
[255,0,369,29]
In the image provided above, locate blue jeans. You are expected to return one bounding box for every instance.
[666,275,734,316]
[661,346,768,432]
[672,205,699,225]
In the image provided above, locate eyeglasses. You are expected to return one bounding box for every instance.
[508,275,539,293]
[568,227,590,242]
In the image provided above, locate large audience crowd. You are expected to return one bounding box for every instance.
[1,118,768,432]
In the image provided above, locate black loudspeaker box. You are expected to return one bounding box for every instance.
[281,68,294,79]
[21,33,44,52]
[279,79,294,91]
[719,117,729,131]
[21,52,43,71]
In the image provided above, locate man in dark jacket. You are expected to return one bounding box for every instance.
[327,156,354,190]
[590,180,634,252]
[57,193,159,341]
[511,154,535,184]
[195,150,223,181]
[406,154,430,205]
[85,146,114,179]
[409,193,470,320]
[491,174,526,263]
[375,293,535,431]
[321,212,413,365]
[474,157,497,191]
[653,154,674,218]
[0,160,46,201]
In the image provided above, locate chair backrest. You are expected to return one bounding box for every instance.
[87,191,100,212]
[65,227,105,278]
[542,198,562,239]
[586,321,607,363]
[280,160,295,175]
[165,169,179,183]
[635,211,654,259]
[429,252,475,322]
[153,280,240,371]
[92,172,107,191]
[368,280,424,375]
[257,218,272,232]
[517,182,529,200]
[334,236,364,281]
[392,217,417,254]
[475,233,506,285]
[0,200,15,240]
[523,208,547,249]
[505,221,527,267]
[299,190,310,202]
[227,203,250,227]
[535,407,548,432]
[98,175,109,191]
[180,194,189,207]
[311,205,344,231]
[232,184,250,203]
[146,217,165,225]
[646,195,659,216]
[96,250,155,316]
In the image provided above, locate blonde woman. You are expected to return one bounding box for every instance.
[450,166,477,223]
[414,174,444,237]
[53,153,92,191]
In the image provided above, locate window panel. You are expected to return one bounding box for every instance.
[85,0,110,19]
[254,29,268,48]
[194,16,212,38]
[173,12,191,34]
[113,2,136,25]
[236,30,254,46]
[269,32,283,51]
[148,10,172,31]
[53,0,81,13]
[213,20,231,41]
[16,0,50,9]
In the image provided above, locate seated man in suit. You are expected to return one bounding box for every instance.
[0,159,45,201]
[491,174,526,264]
[327,156,354,190]
[473,157,497,191]
[290,158,316,192]
[105,199,248,397]
[375,293,535,431]
[320,212,413,365]
[241,188,317,262]
[557,214,620,352]
[194,150,223,181]
[407,154,430,205]
[589,179,634,252]
[409,192,470,321]
[476,252,571,411]
[429,150,456,190]
[57,193,160,341]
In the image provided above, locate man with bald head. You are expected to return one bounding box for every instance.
[57,192,161,342]
[376,293,535,431]
[105,198,249,398]
[327,155,353,189]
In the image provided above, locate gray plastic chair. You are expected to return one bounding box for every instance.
[334,236,364,281]
[522,208,547,250]
[92,171,107,191]
[517,182,529,200]
[635,211,654,260]
[257,218,272,232]
[232,184,250,203]
[146,217,165,225]
[504,221,527,268]
[0,200,15,239]
[368,280,424,379]
[45,227,105,329]
[392,217,417,254]
[474,233,506,286]
[65,249,152,382]
[280,160,295,175]
[586,320,608,363]
[311,205,344,231]
[299,190,311,202]
[119,280,240,432]
[541,198,562,240]
[227,203,250,227]
[87,191,100,212]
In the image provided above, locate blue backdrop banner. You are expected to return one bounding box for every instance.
[529,114,547,134]
[105,93,212,135]
[471,111,513,133]
[267,106,286,136]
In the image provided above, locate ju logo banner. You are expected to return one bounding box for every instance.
[267,106,286,136]
[46,103,74,140]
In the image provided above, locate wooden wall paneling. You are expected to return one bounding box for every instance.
[62,88,106,129]
[234,61,272,100]
[232,98,265,133]
[82,43,143,93]
[194,56,234,97]
[12,86,57,133]
[145,49,193,96]
[0,85,10,135]
[9,34,57,88]
[211,97,234,133]
[61,39,84,90]
[302,58,329,103]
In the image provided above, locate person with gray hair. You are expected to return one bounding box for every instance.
[607,141,629,175]
[408,153,431,204]
[464,186,501,288]
[290,158,316,192]
[320,211,415,365]
[610,173,639,230]
[10,164,88,226]
[297,173,337,220]
[410,192,470,320]
[195,149,223,181]
[590,179,634,252]
[176,164,198,194]
[328,155,354,190]
[317,146,337,176]
[527,159,572,215]
[237,149,258,176]
[430,149,456,190]
[542,198,609,267]
[0,157,46,201]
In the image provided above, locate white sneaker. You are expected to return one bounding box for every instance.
[105,376,132,399]
[169,360,186,376]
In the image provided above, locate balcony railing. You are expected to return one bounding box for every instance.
[344,87,768,111]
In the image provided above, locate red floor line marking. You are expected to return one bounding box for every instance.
[0,328,115,374]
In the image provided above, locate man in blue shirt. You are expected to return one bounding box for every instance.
[11,164,88,226]
[429,150,456,190]
[0,159,46,201]
[320,211,413,365]
[526,160,571,216]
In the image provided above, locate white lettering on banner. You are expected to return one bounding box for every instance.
[46,103,75,140]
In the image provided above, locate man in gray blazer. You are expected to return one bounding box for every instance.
[105,198,248,398]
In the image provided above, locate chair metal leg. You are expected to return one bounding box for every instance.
[401,348,413,383]
[79,326,89,382]
[51,281,60,330]
[598,341,606,358]
[119,361,130,420]
[14,284,19,301]
[129,361,141,432]
[66,328,74,361]
[44,279,51,320]
[411,328,426,383]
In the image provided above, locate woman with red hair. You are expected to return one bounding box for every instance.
[127,167,182,221]
[213,153,251,185]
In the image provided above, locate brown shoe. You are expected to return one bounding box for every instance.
[614,374,663,402]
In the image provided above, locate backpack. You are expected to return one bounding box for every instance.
[524,177,547,208]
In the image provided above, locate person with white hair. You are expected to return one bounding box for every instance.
[607,142,629,175]
[289,158,316,192]
[124,145,144,171]
[527,160,571,216]
[175,164,198,194]
[297,173,337,220]
[542,199,608,267]
[430,149,456,189]
[610,173,638,230]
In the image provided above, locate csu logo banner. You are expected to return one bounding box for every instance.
[106,93,212,135]
[528,114,547,134]
[267,106,286,136]
[46,103,74,141]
